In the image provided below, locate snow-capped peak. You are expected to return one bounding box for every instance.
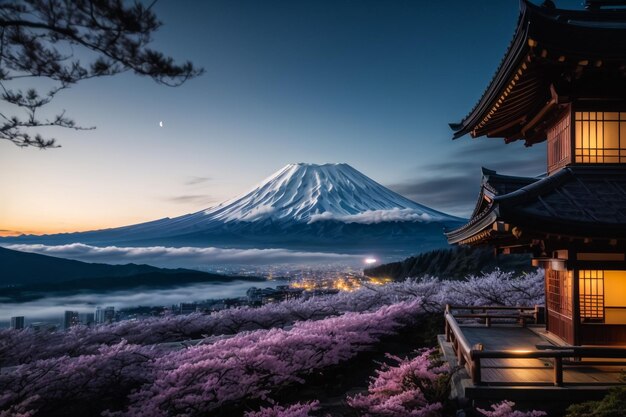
[200,163,459,224]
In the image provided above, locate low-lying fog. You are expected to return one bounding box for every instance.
[0,280,286,328]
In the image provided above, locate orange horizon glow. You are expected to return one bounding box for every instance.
[0,216,169,238]
[0,222,124,237]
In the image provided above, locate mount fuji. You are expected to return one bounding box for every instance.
[2,163,464,255]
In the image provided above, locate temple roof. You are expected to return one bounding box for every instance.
[446,166,626,246]
[450,0,626,145]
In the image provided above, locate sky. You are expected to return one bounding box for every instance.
[0,0,587,236]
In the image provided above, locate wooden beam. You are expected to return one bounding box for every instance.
[521,98,557,137]
[486,116,527,137]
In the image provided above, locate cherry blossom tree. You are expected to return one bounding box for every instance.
[0,341,155,417]
[348,348,450,417]
[477,401,547,417]
[111,301,423,417]
[0,270,545,368]
[244,401,320,417]
[0,301,422,417]
[0,270,549,416]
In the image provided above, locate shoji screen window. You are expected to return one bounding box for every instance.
[574,112,626,163]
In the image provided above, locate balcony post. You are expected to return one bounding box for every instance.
[554,356,563,386]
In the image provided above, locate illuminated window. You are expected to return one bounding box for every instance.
[579,270,604,322]
[574,112,626,163]
[578,270,626,324]
[604,271,626,325]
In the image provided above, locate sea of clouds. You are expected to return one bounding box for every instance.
[4,243,366,269]
[308,208,433,224]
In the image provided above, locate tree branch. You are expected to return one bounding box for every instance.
[0,0,203,148]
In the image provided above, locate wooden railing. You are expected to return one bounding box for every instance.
[444,305,626,387]
[445,304,541,328]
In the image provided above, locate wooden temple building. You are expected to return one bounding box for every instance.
[439,0,626,406]
[448,0,626,346]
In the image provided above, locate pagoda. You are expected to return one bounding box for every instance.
[447,0,626,346]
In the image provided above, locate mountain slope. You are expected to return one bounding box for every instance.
[201,163,458,223]
[2,163,465,254]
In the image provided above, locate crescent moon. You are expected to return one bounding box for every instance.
[159,121,163,127]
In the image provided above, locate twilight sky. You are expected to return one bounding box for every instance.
[0,0,585,236]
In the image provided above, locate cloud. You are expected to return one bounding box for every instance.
[184,176,212,185]
[166,176,215,204]
[166,194,214,204]
[308,208,432,224]
[236,205,276,222]
[389,141,547,217]
[389,176,480,217]
[421,139,546,177]
[4,243,364,269]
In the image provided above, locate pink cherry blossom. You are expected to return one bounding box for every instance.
[477,400,547,417]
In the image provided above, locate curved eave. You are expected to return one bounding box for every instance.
[449,177,496,244]
[490,165,570,206]
[446,205,499,245]
[450,0,626,142]
[451,0,533,141]
[446,166,626,245]
[447,167,542,245]
[493,167,626,239]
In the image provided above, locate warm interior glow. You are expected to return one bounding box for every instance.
[579,270,604,322]
[575,112,626,163]
[579,270,626,325]
[604,271,626,325]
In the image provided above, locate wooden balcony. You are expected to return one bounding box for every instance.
[439,305,626,406]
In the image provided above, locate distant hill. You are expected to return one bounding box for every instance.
[364,246,535,281]
[0,246,250,287]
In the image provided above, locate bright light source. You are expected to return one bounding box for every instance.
[364,257,377,264]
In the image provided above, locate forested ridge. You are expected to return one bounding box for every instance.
[365,246,534,281]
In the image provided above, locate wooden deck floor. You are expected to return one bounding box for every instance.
[460,325,624,385]
[463,325,546,350]
[438,325,625,404]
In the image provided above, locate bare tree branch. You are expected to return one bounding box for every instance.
[0,0,204,148]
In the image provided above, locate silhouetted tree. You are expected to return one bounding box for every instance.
[0,0,203,148]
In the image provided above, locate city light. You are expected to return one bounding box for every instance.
[364,257,377,264]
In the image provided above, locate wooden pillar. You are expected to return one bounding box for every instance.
[471,344,483,385]
[543,268,552,331]
[554,356,563,386]
[572,267,581,345]
[471,357,481,384]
